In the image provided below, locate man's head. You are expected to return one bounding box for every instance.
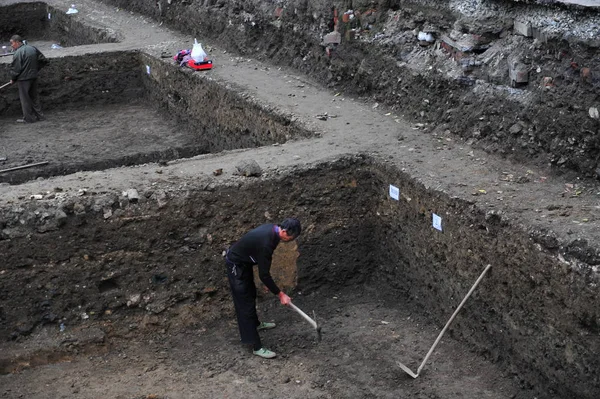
[9,35,23,51]
[278,217,302,242]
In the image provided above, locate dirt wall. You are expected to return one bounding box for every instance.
[371,163,600,398]
[140,53,314,152]
[0,157,377,343]
[0,2,119,47]
[98,0,600,177]
[0,2,48,40]
[1,156,598,396]
[0,51,144,116]
[0,50,314,184]
[46,4,121,46]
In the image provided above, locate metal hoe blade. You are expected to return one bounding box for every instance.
[397,361,419,379]
[289,301,321,342]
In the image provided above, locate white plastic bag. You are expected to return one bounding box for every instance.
[190,39,207,63]
[417,31,434,42]
[66,4,78,14]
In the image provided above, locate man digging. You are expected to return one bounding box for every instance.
[225,218,302,359]
[9,35,47,123]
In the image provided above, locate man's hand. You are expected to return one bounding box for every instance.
[9,80,14,84]
[278,291,291,306]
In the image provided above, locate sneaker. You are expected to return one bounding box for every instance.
[257,321,276,331]
[253,347,276,359]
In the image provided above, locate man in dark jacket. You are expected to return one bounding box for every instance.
[225,217,302,359]
[9,35,47,123]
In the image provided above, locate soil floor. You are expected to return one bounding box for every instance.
[1,0,600,398]
[0,102,204,183]
[1,286,525,399]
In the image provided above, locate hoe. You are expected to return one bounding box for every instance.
[288,301,322,342]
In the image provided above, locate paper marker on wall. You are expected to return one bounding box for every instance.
[146,65,151,75]
[432,213,442,231]
[389,185,400,201]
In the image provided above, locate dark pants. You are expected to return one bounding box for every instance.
[17,79,43,123]
[226,259,261,349]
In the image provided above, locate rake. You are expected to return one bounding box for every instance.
[398,263,492,378]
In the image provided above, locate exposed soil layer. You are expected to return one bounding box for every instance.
[0,160,524,399]
[1,1,600,399]
[0,50,312,183]
[101,0,600,177]
[1,158,599,398]
[0,2,118,49]
[0,51,143,117]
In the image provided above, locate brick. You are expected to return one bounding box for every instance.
[580,67,592,83]
[323,31,342,45]
[514,20,532,37]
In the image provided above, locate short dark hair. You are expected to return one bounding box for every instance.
[279,217,301,238]
[10,35,23,43]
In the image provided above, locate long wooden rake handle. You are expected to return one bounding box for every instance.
[416,263,492,375]
[0,81,12,90]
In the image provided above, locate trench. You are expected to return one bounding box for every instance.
[0,2,119,49]
[0,48,312,184]
[94,0,600,179]
[0,157,598,398]
[1,1,600,398]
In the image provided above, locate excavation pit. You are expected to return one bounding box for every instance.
[0,2,119,51]
[0,51,312,184]
[0,157,598,398]
[2,0,600,397]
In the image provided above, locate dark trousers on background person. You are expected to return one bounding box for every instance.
[17,79,43,123]
[226,259,262,350]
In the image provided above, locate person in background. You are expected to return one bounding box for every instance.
[225,218,302,359]
[9,35,47,123]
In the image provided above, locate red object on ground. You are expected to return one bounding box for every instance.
[187,59,213,70]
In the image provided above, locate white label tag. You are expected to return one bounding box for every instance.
[432,213,442,231]
[389,185,399,200]
[48,13,52,19]
[146,65,151,75]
